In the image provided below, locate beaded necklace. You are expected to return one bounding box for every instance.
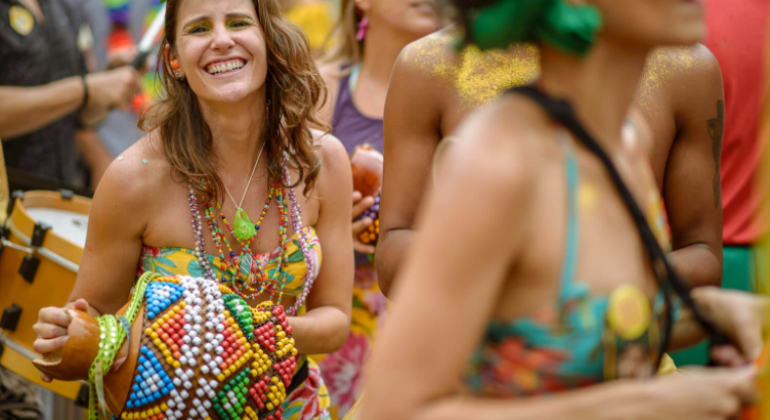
[188,156,317,315]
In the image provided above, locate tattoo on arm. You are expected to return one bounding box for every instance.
[707,100,725,209]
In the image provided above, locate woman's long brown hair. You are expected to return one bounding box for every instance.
[139,0,329,204]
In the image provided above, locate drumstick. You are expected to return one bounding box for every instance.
[131,3,167,70]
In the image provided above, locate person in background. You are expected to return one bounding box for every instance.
[281,0,334,54]
[658,0,770,368]
[361,0,767,418]
[312,0,438,418]
[0,0,140,188]
[703,0,769,294]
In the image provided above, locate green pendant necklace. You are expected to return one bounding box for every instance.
[223,141,266,241]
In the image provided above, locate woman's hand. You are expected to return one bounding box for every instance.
[692,287,769,365]
[352,191,376,254]
[32,299,91,382]
[644,367,758,420]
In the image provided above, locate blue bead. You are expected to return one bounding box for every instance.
[153,391,161,399]
[230,252,236,257]
[126,401,133,409]
[137,366,145,374]
[132,384,140,392]
[140,397,147,406]
[144,361,152,369]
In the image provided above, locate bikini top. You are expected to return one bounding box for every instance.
[464,130,675,397]
[137,227,322,299]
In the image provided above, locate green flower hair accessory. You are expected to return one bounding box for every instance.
[461,0,602,56]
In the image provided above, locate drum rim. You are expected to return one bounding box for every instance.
[7,191,91,267]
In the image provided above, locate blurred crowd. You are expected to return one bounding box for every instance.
[0,0,339,193]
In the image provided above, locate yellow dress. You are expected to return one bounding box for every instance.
[138,228,332,420]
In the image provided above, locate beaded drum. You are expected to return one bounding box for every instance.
[33,273,298,420]
[350,145,383,248]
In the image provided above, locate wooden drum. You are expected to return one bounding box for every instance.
[0,190,91,399]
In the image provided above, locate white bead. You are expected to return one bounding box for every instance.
[196,388,205,398]
[213,368,221,376]
[181,390,190,400]
[207,390,217,399]
[167,399,176,408]
[174,410,183,419]
[205,321,214,330]
[181,345,190,353]
[183,335,191,344]
[215,346,224,354]
[183,324,192,332]
[184,314,193,322]
[186,368,194,377]
[192,346,200,355]
[202,354,212,363]
[193,398,202,407]
[175,368,184,377]
[184,381,193,389]
[174,395,183,404]
[190,409,198,417]
[214,356,223,364]
[173,378,182,387]
[189,358,197,367]
[215,334,224,342]
[216,324,225,332]
[193,324,202,332]
[188,330,197,338]
[152,373,160,382]
[217,313,226,321]
[179,356,188,365]
[177,401,186,410]
[194,315,203,324]
[223,403,232,411]
[150,385,159,393]
[203,401,212,409]
[170,389,179,398]
[165,409,175,419]
[204,343,213,352]
[198,378,208,386]
[209,379,218,388]
[200,365,210,375]
[209,361,217,370]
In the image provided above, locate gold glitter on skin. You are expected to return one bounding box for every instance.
[401,28,539,108]
[636,47,700,119]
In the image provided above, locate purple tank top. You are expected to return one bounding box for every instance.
[331,68,384,266]
[331,71,384,154]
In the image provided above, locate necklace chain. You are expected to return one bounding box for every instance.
[222,141,266,210]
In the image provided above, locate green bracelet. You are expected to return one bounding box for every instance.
[87,271,159,420]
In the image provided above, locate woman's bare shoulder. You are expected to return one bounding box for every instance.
[95,130,175,208]
[448,95,553,196]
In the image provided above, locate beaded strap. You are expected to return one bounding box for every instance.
[87,272,159,420]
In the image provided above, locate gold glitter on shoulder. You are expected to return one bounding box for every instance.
[402,27,540,107]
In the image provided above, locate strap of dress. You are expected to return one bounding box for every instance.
[557,131,581,306]
[506,85,728,359]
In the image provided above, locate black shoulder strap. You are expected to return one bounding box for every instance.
[508,85,727,357]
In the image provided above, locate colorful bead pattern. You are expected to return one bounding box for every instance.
[118,275,297,420]
[355,192,380,246]
[188,156,317,316]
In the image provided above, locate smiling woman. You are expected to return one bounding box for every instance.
[31,0,355,419]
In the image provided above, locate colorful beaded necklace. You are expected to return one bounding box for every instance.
[187,155,317,315]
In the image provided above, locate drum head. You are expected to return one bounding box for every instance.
[25,208,88,248]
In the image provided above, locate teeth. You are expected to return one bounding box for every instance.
[207,60,243,75]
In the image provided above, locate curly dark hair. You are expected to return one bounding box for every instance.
[139,0,329,202]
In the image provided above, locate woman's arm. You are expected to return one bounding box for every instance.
[663,44,725,289]
[67,137,159,314]
[288,132,354,355]
[375,44,445,297]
